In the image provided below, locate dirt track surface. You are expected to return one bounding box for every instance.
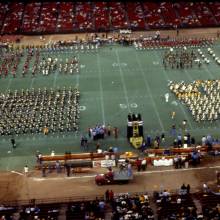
[1,157,219,204]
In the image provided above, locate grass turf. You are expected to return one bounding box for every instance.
[1,43,220,170]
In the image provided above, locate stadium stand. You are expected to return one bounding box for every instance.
[155,190,197,219]
[22,2,41,33]
[75,2,94,32]
[196,192,220,219]
[1,2,24,34]
[38,2,58,33]
[112,193,154,219]
[57,2,75,33]
[1,190,219,219]
[208,2,220,24]
[0,2,220,34]
[93,2,110,32]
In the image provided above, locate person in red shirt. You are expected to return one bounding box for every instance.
[109,190,114,202]
[136,158,142,172]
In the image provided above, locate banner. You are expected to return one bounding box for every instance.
[119,30,132,34]
[93,160,116,168]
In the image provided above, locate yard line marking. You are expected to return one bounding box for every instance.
[184,69,194,82]
[115,49,131,112]
[154,51,193,130]
[80,94,162,102]
[76,54,80,87]
[203,64,214,79]
[5,78,13,172]
[134,51,165,132]
[6,78,12,91]
[30,77,35,88]
[11,170,24,176]
[96,53,106,125]
[53,71,58,88]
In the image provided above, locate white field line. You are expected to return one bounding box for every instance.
[96,53,106,125]
[115,49,131,112]
[134,51,165,132]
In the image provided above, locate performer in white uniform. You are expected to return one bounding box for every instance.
[165,93,169,102]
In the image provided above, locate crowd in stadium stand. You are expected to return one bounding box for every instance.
[154,186,199,219]
[0,186,219,219]
[0,2,220,34]
[112,193,154,219]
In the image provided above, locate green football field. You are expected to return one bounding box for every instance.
[1,43,220,171]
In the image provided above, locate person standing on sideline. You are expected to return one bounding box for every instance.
[11,138,16,148]
[113,127,118,139]
[171,111,176,119]
[24,165,29,176]
[141,158,147,171]
[42,166,46,177]
[170,124,177,137]
[141,141,146,152]
[107,124,111,136]
[105,189,109,201]
[109,190,114,202]
[165,93,169,102]
[127,162,132,177]
[65,163,71,177]
[136,158,142,172]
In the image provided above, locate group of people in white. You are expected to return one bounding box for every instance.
[39,56,79,76]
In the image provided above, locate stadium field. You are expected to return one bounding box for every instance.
[1,42,220,170]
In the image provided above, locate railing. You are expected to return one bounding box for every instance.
[1,194,104,206]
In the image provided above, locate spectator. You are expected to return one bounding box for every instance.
[177,197,181,204]
[109,190,114,202]
[141,158,147,171]
[161,133,165,143]
[51,150,55,156]
[105,190,109,201]
[107,124,111,136]
[141,141,146,152]
[136,158,142,172]
[42,166,46,177]
[24,165,29,176]
[11,138,16,149]
[146,135,152,147]
[187,184,190,194]
[65,163,71,177]
[203,183,208,193]
[36,151,42,164]
[202,135,207,146]
[113,127,118,139]
[191,137,195,145]
[98,200,105,212]
[181,183,187,190]
[170,124,176,137]
[55,161,61,173]
[108,147,113,153]
[127,163,132,177]
[173,155,178,169]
